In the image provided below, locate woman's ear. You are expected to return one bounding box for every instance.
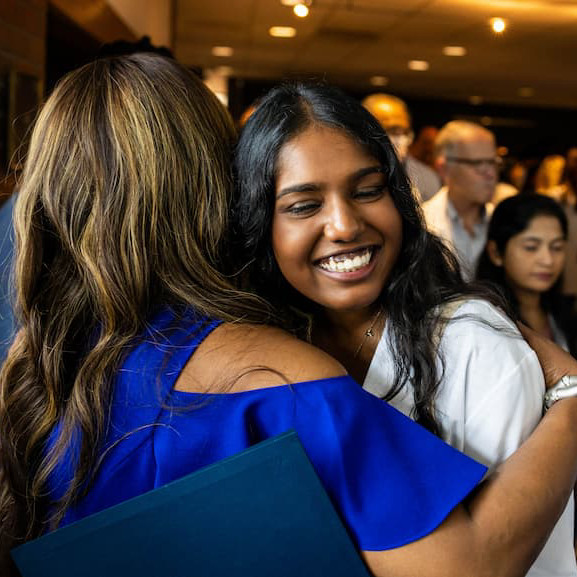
[487,240,503,266]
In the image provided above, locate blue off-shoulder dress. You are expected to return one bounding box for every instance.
[47,307,486,551]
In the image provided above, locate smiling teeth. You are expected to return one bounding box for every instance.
[318,249,372,273]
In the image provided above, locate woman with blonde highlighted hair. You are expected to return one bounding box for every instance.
[4,54,577,577]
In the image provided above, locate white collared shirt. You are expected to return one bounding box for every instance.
[423,187,493,281]
[364,299,576,577]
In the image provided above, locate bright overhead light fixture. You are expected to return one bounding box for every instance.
[408,60,429,71]
[370,75,389,87]
[211,46,234,57]
[294,3,309,17]
[490,17,506,33]
[269,26,297,38]
[280,0,300,5]
[443,46,466,57]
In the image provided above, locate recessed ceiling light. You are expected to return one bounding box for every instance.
[370,75,389,87]
[211,46,234,57]
[408,60,429,71]
[490,17,506,33]
[518,87,534,97]
[469,95,483,105]
[269,26,297,38]
[294,3,309,17]
[443,46,467,57]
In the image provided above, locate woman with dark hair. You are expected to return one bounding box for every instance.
[477,193,577,357]
[234,82,577,577]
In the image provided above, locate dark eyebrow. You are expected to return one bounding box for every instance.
[351,166,385,182]
[521,235,566,243]
[276,183,321,200]
[276,166,385,199]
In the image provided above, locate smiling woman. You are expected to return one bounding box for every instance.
[272,125,402,314]
[233,82,577,577]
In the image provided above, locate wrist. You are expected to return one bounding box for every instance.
[544,375,577,411]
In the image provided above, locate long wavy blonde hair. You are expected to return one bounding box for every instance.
[0,53,270,560]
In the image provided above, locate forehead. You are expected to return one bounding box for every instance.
[512,215,565,242]
[277,125,378,179]
[454,130,496,156]
[373,106,410,130]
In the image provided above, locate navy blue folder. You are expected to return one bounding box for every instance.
[12,430,370,577]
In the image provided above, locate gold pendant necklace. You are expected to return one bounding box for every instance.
[353,308,384,359]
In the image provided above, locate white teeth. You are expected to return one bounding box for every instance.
[318,248,373,273]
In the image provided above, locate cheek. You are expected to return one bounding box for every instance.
[502,250,530,284]
[271,219,291,273]
[554,252,567,273]
[271,218,311,279]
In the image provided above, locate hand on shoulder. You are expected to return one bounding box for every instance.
[517,322,577,388]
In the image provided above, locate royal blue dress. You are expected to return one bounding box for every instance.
[47,307,486,551]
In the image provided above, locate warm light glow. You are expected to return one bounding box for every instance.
[443,46,467,57]
[519,86,534,97]
[370,75,389,87]
[408,60,429,71]
[214,66,233,76]
[269,26,297,38]
[294,3,309,17]
[280,0,300,5]
[491,17,506,33]
[469,95,483,105]
[211,46,234,57]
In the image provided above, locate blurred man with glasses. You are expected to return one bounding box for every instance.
[424,120,501,280]
[362,93,441,202]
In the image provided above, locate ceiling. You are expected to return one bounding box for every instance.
[173,0,577,109]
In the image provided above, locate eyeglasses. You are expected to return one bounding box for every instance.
[446,156,503,170]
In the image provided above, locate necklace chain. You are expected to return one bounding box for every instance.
[353,308,384,359]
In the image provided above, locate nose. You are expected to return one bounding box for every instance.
[479,162,498,180]
[537,247,555,266]
[323,198,363,242]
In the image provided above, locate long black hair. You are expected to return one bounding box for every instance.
[477,193,577,356]
[233,82,505,434]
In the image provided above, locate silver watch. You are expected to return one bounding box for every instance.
[544,375,577,410]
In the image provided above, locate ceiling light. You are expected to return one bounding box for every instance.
[469,95,483,105]
[370,75,389,87]
[490,17,506,33]
[280,0,300,5]
[269,26,297,38]
[408,60,429,71]
[294,3,309,17]
[518,87,534,97]
[443,46,466,57]
[211,46,234,57]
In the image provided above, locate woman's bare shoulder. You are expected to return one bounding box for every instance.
[174,322,347,394]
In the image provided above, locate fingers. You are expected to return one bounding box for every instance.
[517,321,577,389]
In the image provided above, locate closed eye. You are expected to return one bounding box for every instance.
[353,185,387,200]
[283,201,321,216]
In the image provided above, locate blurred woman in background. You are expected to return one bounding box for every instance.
[477,193,576,357]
